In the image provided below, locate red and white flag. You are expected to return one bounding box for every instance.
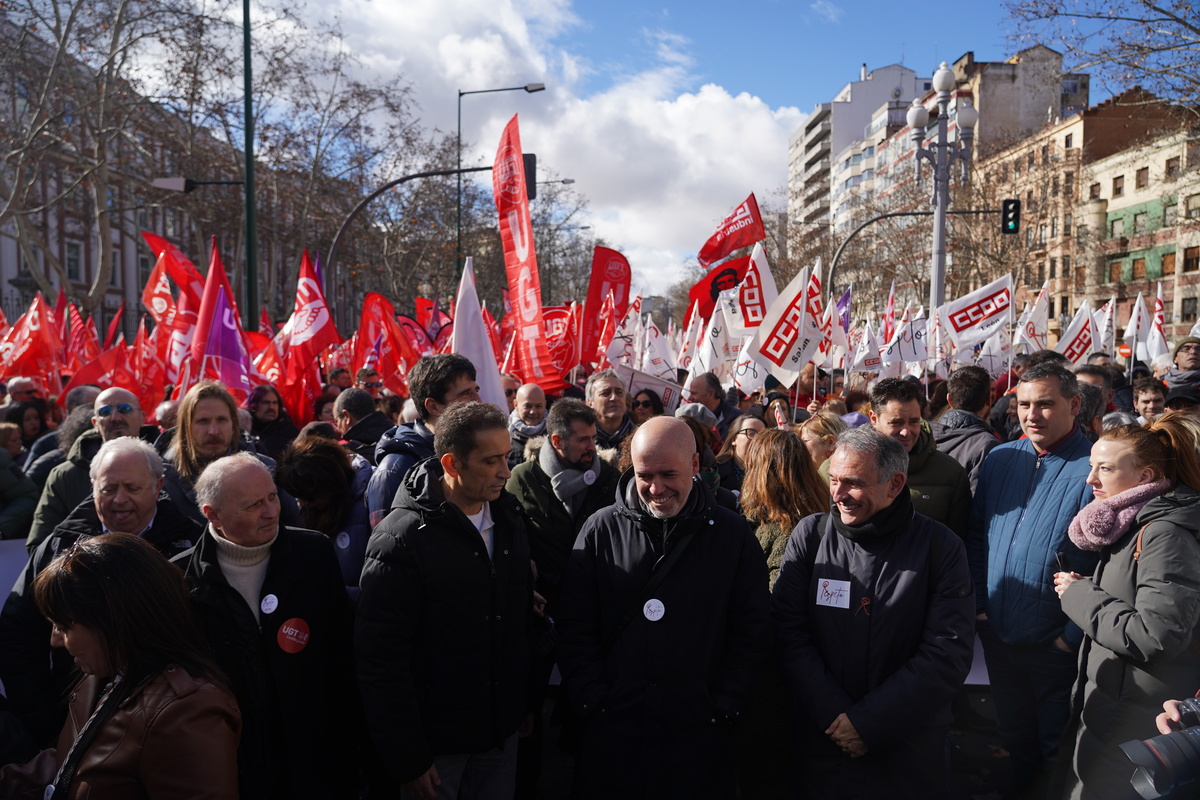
[1056,301,1100,366]
[882,280,896,344]
[1123,292,1152,360]
[492,115,564,392]
[605,295,643,369]
[849,320,882,373]
[278,249,341,369]
[721,242,778,339]
[1094,298,1117,354]
[1148,283,1170,361]
[937,274,1013,350]
[581,247,631,368]
[1013,283,1049,352]
[744,262,825,386]
[697,193,765,267]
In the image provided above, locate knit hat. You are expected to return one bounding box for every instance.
[675,403,718,428]
[1174,337,1200,359]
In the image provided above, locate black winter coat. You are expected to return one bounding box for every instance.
[174,525,357,800]
[772,493,975,799]
[0,494,200,745]
[340,411,394,465]
[557,472,772,800]
[357,458,536,787]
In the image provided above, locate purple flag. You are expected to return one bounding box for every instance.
[312,252,325,291]
[204,289,253,394]
[836,286,853,333]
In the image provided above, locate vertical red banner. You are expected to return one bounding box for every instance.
[581,246,631,369]
[492,115,565,392]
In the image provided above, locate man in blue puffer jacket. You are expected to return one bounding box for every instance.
[967,360,1097,794]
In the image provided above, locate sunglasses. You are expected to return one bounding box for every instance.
[632,400,654,409]
[505,388,517,397]
[359,381,384,389]
[96,403,136,417]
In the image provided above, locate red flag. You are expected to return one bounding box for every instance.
[66,304,101,373]
[543,305,579,377]
[581,247,631,369]
[697,193,765,267]
[1,294,65,391]
[594,291,617,370]
[687,255,752,322]
[164,287,197,384]
[414,297,434,335]
[129,316,166,418]
[53,288,67,343]
[353,293,421,397]
[58,344,137,404]
[481,304,503,362]
[278,250,341,371]
[396,316,434,357]
[260,306,273,334]
[141,232,204,308]
[492,114,565,392]
[141,254,178,329]
[103,299,125,348]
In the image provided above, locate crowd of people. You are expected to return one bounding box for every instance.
[0,339,1199,799]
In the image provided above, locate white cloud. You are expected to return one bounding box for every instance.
[809,0,843,24]
[306,0,803,297]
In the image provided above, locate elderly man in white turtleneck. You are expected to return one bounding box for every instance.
[173,452,357,800]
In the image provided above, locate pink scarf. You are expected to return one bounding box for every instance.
[1067,479,1171,551]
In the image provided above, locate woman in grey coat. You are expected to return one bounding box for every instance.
[1054,414,1200,800]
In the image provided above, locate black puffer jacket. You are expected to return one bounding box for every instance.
[357,458,536,787]
[557,471,771,799]
[931,409,1000,494]
[174,525,357,800]
[0,494,200,746]
[341,410,394,465]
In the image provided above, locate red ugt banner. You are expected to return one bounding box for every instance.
[492,115,564,392]
[581,247,631,369]
[697,193,765,267]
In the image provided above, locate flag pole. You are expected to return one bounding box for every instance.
[1006,283,1014,394]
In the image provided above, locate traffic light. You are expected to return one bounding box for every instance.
[523,153,537,200]
[1001,199,1021,235]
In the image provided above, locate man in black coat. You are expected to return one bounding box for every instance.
[557,416,771,800]
[358,401,536,799]
[0,437,200,746]
[772,427,974,799]
[175,452,356,800]
[333,387,394,465]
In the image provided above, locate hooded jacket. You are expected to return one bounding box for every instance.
[366,420,435,527]
[1060,487,1200,799]
[0,494,201,746]
[772,493,975,798]
[931,409,1000,494]
[556,471,771,799]
[0,449,37,541]
[250,412,300,462]
[341,410,394,465]
[357,458,535,788]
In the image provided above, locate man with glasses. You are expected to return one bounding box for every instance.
[26,387,155,550]
[501,374,520,413]
[356,367,384,399]
[1162,337,1200,391]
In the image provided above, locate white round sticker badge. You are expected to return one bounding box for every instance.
[583,471,596,485]
[336,532,351,550]
[643,599,665,622]
[261,594,279,615]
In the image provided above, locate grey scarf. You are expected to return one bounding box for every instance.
[509,409,547,439]
[539,439,597,517]
[1162,368,1200,390]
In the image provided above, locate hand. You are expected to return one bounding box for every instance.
[976,612,988,621]
[402,765,440,800]
[1053,571,1083,599]
[1053,636,1073,653]
[532,591,547,619]
[825,713,867,758]
[1158,700,1184,734]
[807,399,822,414]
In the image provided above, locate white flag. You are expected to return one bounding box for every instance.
[881,307,928,364]
[1124,292,1152,360]
[850,320,882,372]
[744,263,825,386]
[677,301,703,372]
[690,303,735,383]
[1094,298,1116,354]
[1148,283,1170,361]
[937,274,1013,349]
[605,295,643,368]
[1056,301,1100,366]
[451,258,507,410]
[641,314,677,381]
[977,326,1012,379]
[735,243,779,334]
[1013,283,1049,352]
[733,334,768,395]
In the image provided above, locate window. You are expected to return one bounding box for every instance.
[1167,157,1181,179]
[1110,261,1123,282]
[1186,247,1200,272]
[1063,255,1071,277]
[1136,167,1149,189]
[1027,190,1035,211]
[1041,145,1050,164]
[1014,159,1022,178]
[1051,216,1059,238]
[1165,204,1179,226]
[1063,78,1080,94]
[65,242,81,282]
[1065,133,1074,148]
[1064,213,1073,236]
[139,256,151,289]
[1039,224,1048,245]
[1090,182,1101,200]
[1028,152,1036,170]
[1113,175,1125,197]
[1134,212,1148,233]
[1163,252,1176,276]
[1064,172,1075,198]
[1187,194,1200,219]
[1111,218,1125,237]
[1050,257,1058,278]
[1037,262,1046,283]
[1133,258,1146,279]
[1052,177,1060,196]
[1184,297,1198,323]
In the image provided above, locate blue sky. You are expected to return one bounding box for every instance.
[313,0,1044,294]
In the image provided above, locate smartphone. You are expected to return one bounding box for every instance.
[1053,552,1070,574]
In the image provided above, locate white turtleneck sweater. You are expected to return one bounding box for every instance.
[210,528,275,624]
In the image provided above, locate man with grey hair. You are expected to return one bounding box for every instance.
[687,371,740,441]
[174,452,355,800]
[0,436,201,746]
[557,415,770,798]
[773,427,974,798]
[585,368,634,450]
[26,386,156,550]
[967,361,1097,794]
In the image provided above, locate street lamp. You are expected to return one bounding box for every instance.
[457,82,546,267]
[538,178,575,187]
[907,62,978,314]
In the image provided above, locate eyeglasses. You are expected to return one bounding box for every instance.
[505,388,517,397]
[1179,345,1200,354]
[737,428,760,438]
[96,403,136,417]
[632,400,654,409]
[359,381,383,389]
